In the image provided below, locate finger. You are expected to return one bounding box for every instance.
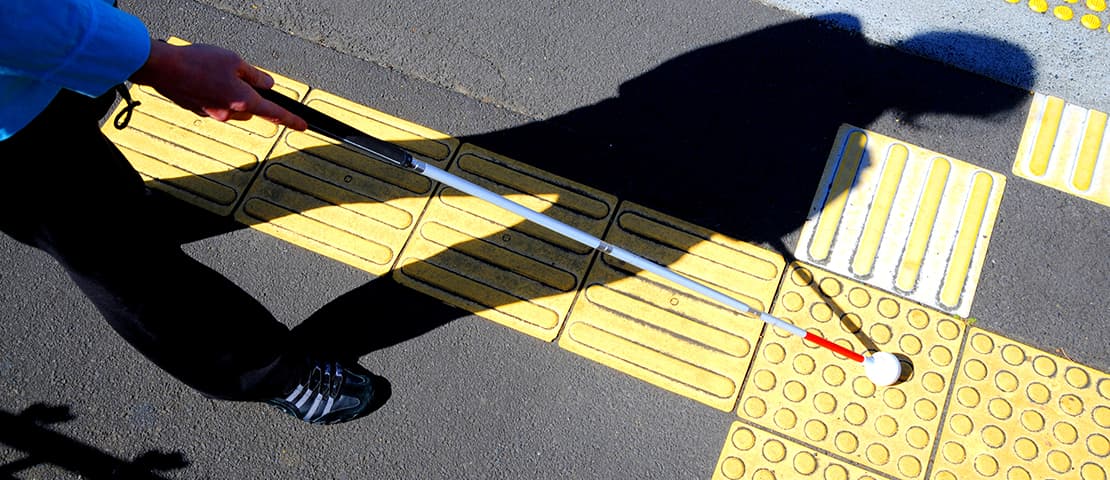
[202,107,231,122]
[249,94,308,131]
[238,62,275,90]
[227,111,254,122]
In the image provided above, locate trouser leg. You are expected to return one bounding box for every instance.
[0,90,302,401]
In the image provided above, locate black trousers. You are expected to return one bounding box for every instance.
[0,89,301,401]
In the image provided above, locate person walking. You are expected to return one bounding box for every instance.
[1,0,382,425]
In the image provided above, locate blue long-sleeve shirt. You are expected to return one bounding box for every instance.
[0,0,150,140]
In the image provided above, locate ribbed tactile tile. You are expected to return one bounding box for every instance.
[1013,92,1110,207]
[713,422,884,480]
[102,37,309,216]
[931,329,1110,480]
[233,89,459,275]
[795,124,1006,317]
[558,203,785,412]
[393,144,617,341]
[740,262,966,480]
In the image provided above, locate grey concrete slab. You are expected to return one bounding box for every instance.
[194,0,795,119]
[761,0,1110,112]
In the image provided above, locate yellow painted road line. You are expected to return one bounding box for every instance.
[102,37,309,215]
[394,144,617,341]
[1014,93,1110,207]
[741,262,964,479]
[932,329,1110,480]
[796,124,1006,316]
[559,202,784,412]
[713,422,897,480]
[234,89,459,275]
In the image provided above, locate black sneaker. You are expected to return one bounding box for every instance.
[266,360,384,425]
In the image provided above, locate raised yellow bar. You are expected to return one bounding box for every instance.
[394,143,616,341]
[234,89,458,274]
[808,131,866,262]
[1074,109,1107,191]
[115,144,238,205]
[940,172,994,308]
[1013,93,1110,207]
[1029,96,1066,177]
[240,197,394,265]
[895,157,951,292]
[851,144,907,277]
[400,260,562,331]
[565,321,738,398]
[800,125,1005,316]
[560,202,783,411]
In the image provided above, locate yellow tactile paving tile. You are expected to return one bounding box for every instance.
[393,143,617,341]
[795,124,1005,317]
[232,89,459,275]
[558,203,785,412]
[931,329,1110,480]
[1013,93,1110,207]
[102,37,310,216]
[740,262,965,480]
[713,422,886,480]
[1010,0,1110,33]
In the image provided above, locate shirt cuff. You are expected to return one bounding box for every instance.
[61,2,150,97]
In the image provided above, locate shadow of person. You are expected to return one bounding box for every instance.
[464,14,1034,256]
[288,275,467,360]
[0,404,189,480]
[132,14,1033,396]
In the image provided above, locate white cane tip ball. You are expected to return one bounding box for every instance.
[864,351,902,386]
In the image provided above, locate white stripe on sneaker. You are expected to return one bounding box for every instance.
[284,385,304,403]
[305,393,323,420]
[294,388,314,409]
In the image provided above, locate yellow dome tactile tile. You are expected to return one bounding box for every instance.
[1017,0,1110,33]
[713,422,890,480]
[102,37,309,216]
[1013,93,1110,207]
[740,262,965,479]
[233,89,459,275]
[558,203,784,411]
[931,329,1110,480]
[393,143,617,341]
[796,124,1005,317]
